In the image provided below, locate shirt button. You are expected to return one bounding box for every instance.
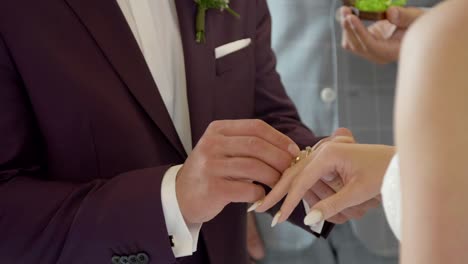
[321,87,337,104]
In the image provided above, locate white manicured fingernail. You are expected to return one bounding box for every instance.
[384,24,398,40]
[247,200,263,212]
[271,211,281,227]
[304,210,323,226]
[322,174,337,182]
[288,144,300,156]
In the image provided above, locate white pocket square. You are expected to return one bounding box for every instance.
[215,38,252,59]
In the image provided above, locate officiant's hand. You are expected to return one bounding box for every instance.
[176,119,300,225]
[340,6,425,64]
[259,142,394,226]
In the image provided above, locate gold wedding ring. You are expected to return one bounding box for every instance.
[290,138,328,167]
[290,146,313,166]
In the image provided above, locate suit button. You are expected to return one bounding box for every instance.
[320,87,337,104]
[111,256,120,264]
[136,252,149,264]
[119,256,129,264]
[128,255,138,264]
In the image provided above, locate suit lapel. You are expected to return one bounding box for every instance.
[65,0,187,158]
[175,0,216,145]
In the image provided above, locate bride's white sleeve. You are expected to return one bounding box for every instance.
[381,154,402,241]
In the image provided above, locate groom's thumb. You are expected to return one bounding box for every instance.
[304,185,356,226]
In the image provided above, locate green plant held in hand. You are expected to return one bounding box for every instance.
[354,0,407,12]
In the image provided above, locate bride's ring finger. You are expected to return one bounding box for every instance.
[255,157,311,213]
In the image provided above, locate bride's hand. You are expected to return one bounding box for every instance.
[255,128,369,224]
[256,141,395,226]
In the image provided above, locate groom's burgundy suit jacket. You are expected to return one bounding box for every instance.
[0,0,333,263]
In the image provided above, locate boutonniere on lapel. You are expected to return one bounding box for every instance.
[194,0,240,43]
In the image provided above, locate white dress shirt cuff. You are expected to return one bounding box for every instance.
[303,199,325,234]
[161,165,202,258]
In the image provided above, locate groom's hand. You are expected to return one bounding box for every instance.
[176,119,300,225]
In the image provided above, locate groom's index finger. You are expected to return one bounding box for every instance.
[209,119,300,156]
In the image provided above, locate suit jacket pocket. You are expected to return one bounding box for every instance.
[213,44,255,120]
[215,45,251,76]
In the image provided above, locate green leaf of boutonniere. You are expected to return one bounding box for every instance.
[194,0,240,43]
